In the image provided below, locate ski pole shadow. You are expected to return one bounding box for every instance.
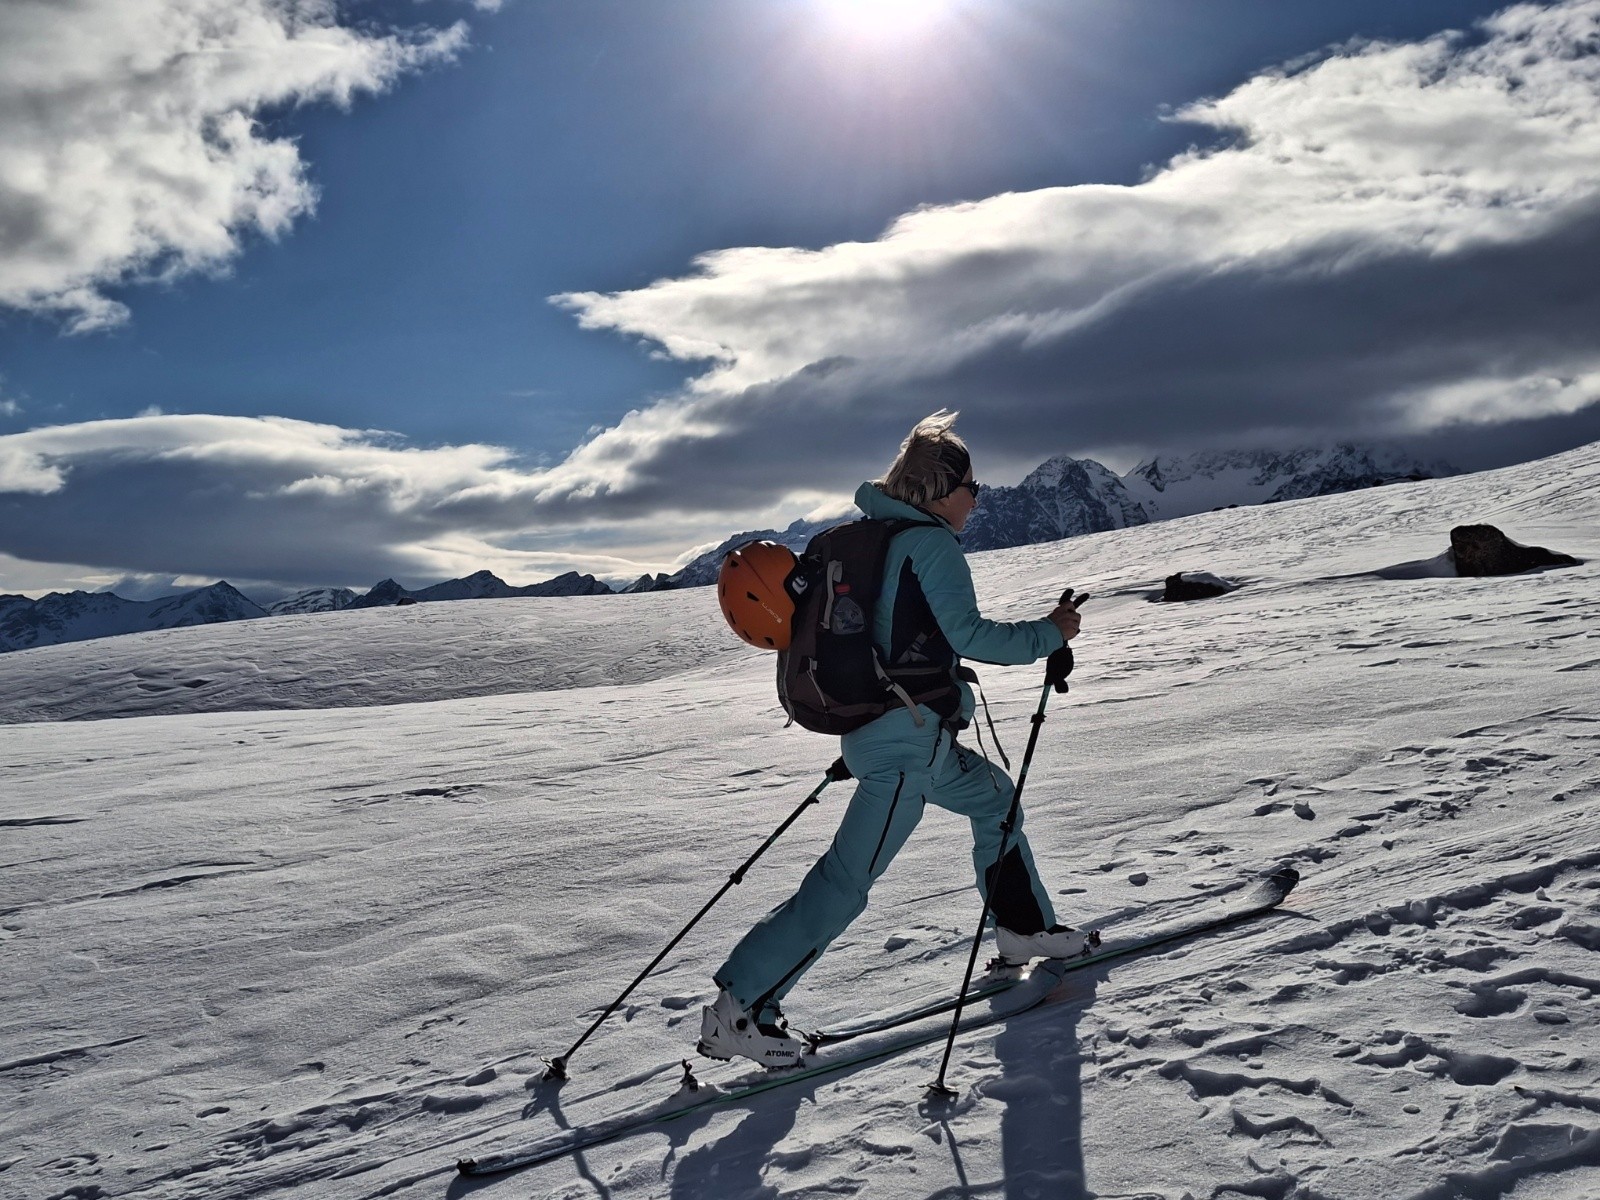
[915,1107,983,1200]
[445,1075,755,1200]
[666,1077,811,1200]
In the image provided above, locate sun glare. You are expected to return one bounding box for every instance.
[817,0,955,40]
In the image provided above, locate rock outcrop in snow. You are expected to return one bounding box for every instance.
[1161,571,1240,602]
[1449,524,1580,576]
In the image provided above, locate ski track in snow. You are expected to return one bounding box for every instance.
[2,442,1598,1200]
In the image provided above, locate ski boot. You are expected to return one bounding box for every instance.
[697,988,807,1069]
[994,923,1102,968]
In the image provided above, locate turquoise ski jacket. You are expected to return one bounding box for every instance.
[853,482,1063,720]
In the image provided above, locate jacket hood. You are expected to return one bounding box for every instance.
[853,482,955,533]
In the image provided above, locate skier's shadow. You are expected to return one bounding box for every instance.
[927,965,1106,1200]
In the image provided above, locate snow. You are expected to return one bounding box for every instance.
[2,441,1598,1200]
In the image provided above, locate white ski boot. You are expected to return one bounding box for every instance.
[994,923,1102,968]
[697,988,807,1069]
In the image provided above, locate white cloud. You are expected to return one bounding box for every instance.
[0,414,702,591]
[552,0,1600,487]
[0,375,21,418]
[0,0,466,332]
[0,444,63,494]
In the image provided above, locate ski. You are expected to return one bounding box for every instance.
[808,865,1298,1047]
[455,866,1299,1178]
[776,867,1285,1051]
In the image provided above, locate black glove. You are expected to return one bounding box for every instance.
[1046,587,1086,694]
[1046,644,1074,693]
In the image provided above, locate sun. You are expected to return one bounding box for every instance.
[816,0,957,40]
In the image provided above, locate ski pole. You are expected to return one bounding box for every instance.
[543,757,853,1081]
[926,588,1084,1098]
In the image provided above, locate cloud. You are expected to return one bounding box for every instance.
[0,0,466,332]
[0,414,711,591]
[0,375,21,419]
[550,0,1600,493]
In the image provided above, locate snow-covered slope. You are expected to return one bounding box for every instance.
[0,588,740,722]
[0,580,267,653]
[2,441,1597,1200]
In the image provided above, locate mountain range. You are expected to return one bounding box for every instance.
[652,442,1454,576]
[346,570,612,609]
[0,443,1452,653]
[0,582,268,655]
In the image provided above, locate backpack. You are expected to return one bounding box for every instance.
[777,518,962,735]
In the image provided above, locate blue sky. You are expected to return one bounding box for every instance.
[2,0,1598,598]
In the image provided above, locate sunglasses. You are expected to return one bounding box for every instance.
[956,480,982,498]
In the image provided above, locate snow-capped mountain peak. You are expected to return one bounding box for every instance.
[961,455,1149,552]
[1123,443,1453,520]
[0,581,269,654]
[267,588,358,617]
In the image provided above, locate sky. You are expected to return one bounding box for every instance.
[2,0,1598,600]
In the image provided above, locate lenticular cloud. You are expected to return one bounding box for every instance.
[0,0,465,332]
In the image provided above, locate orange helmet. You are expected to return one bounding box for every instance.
[717,540,798,650]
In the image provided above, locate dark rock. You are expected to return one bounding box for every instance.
[1162,571,1238,602]
[1449,525,1579,576]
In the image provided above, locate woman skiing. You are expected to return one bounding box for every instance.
[700,410,1086,1067]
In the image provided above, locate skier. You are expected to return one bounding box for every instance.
[699,411,1087,1068]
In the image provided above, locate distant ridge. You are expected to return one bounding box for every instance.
[0,442,1457,652]
[345,569,613,609]
[0,582,268,654]
[957,442,1451,553]
[0,570,613,654]
[628,441,1455,586]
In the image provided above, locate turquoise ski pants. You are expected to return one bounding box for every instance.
[715,707,1057,1017]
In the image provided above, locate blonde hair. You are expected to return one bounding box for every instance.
[878,410,971,507]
